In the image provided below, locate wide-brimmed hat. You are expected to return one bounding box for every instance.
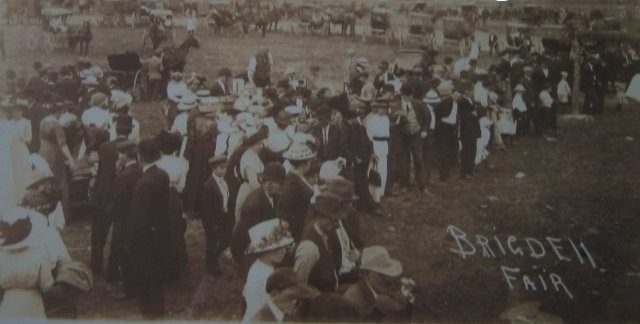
[208,154,228,167]
[261,162,286,182]
[356,57,368,67]
[178,94,198,111]
[266,268,319,299]
[112,92,133,111]
[20,177,61,216]
[437,80,454,97]
[246,219,294,254]
[313,179,357,219]
[90,92,108,107]
[285,105,303,116]
[0,207,47,251]
[283,142,316,161]
[360,245,403,277]
[319,158,346,182]
[424,91,441,105]
[514,84,526,92]
[81,75,99,86]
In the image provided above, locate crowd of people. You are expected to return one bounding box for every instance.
[1,14,638,321]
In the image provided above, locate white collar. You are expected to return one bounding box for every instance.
[125,160,137,168]
[267,298,285,322]
[143,162,157,173]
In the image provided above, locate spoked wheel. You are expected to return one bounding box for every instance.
[42,33,55,54]
[132,69,147,102]
[141,30,149,51]
[26,26,40,50]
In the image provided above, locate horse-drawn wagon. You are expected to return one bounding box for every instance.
[106,52,147,102]
[293,4,325,34]
[363,7,395,44]
[26,8,91,55]
[97,0,135,27]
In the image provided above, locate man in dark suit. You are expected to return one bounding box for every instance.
[340,104,378,216]
[396,84,429,194]
[457,81,481,180]
[200,155,230,275]
[106,140,142,297]
[91,115,133,278]
[210,68,232,96]
[230,162,286,267]
[126,139,171,319]
[433,81,458,182]
[279,144,316,242]
[312,104,344,162]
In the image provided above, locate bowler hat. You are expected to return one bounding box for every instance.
[261,162,286,182]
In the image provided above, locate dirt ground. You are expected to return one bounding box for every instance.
[3,17,640,322]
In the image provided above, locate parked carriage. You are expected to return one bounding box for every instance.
[363,7,395,44]
[292,4,325,34]
[98,0,135,27]
[26,8,72,54]
[405,12,436,49]
[505,22,531,47]
[106,52,147,102]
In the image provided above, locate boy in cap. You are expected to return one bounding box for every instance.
[556,71,571,114]
[210,68,233,96]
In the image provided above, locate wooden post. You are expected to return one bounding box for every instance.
[570,39,582,114]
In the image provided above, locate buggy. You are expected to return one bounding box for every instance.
[26,7,73,54]
[293,4,325,34]
[406,12,436,49]
[98,0,135,27]
[364,7,394,44]
[106,52,147,103]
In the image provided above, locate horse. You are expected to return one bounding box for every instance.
[327,9,356,37]
[208,7,236,34]
[266,7,285,31]
[68,21,92,56]
[160,35,201,76]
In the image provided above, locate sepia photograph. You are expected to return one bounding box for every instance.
[0,0,639,322]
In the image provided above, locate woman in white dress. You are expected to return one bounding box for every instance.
[7,101,34,206]
[242,219,293,322]
[0,111,16,213]
[234,130,267,222]
[0,207,55,319]
[365,102,390,204]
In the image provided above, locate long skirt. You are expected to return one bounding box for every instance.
[368,154,387,203]
[234,181,259,223]
[166,188,187,282]
[183,139,214,215]
[0,289,46,319]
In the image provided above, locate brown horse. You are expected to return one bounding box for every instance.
[68,21,92,56]
[160,35,200,75]
[327,8,357,37]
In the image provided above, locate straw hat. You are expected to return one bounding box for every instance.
[246,219,294,254]
[0,207,47,251]
[20,177,61,216]
[514,84,526,92]
[208,154,228,167]
[319,158,346,182]
[283,142,316,161]
[90,92,108,107]
[437,80,454,97]
[424,91,441,105]
[360,245,403,277]
[178,94,198,111]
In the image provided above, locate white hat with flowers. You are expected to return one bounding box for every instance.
[246,219,294,255]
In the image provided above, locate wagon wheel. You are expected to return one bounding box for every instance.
[132,69,147,102]
[141,30,149,51]
[26,26,41,50]
[42,33,55,55]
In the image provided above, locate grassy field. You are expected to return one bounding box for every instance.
[4,20,640,321]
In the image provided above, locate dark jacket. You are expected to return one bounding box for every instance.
[312,123,345,162]
[458,97,481,140]
[278,172,314,242]
[397,99,429,135]
[94,137,128,207]
[126,165,171,256]
[341,120,373,168]
[201,176,226,232]
[230,188,278,261]
[108,162,142,224]
[300,225,339,293]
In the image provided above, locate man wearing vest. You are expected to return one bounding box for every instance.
[248,49,273,88]
[294,180,357,293]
